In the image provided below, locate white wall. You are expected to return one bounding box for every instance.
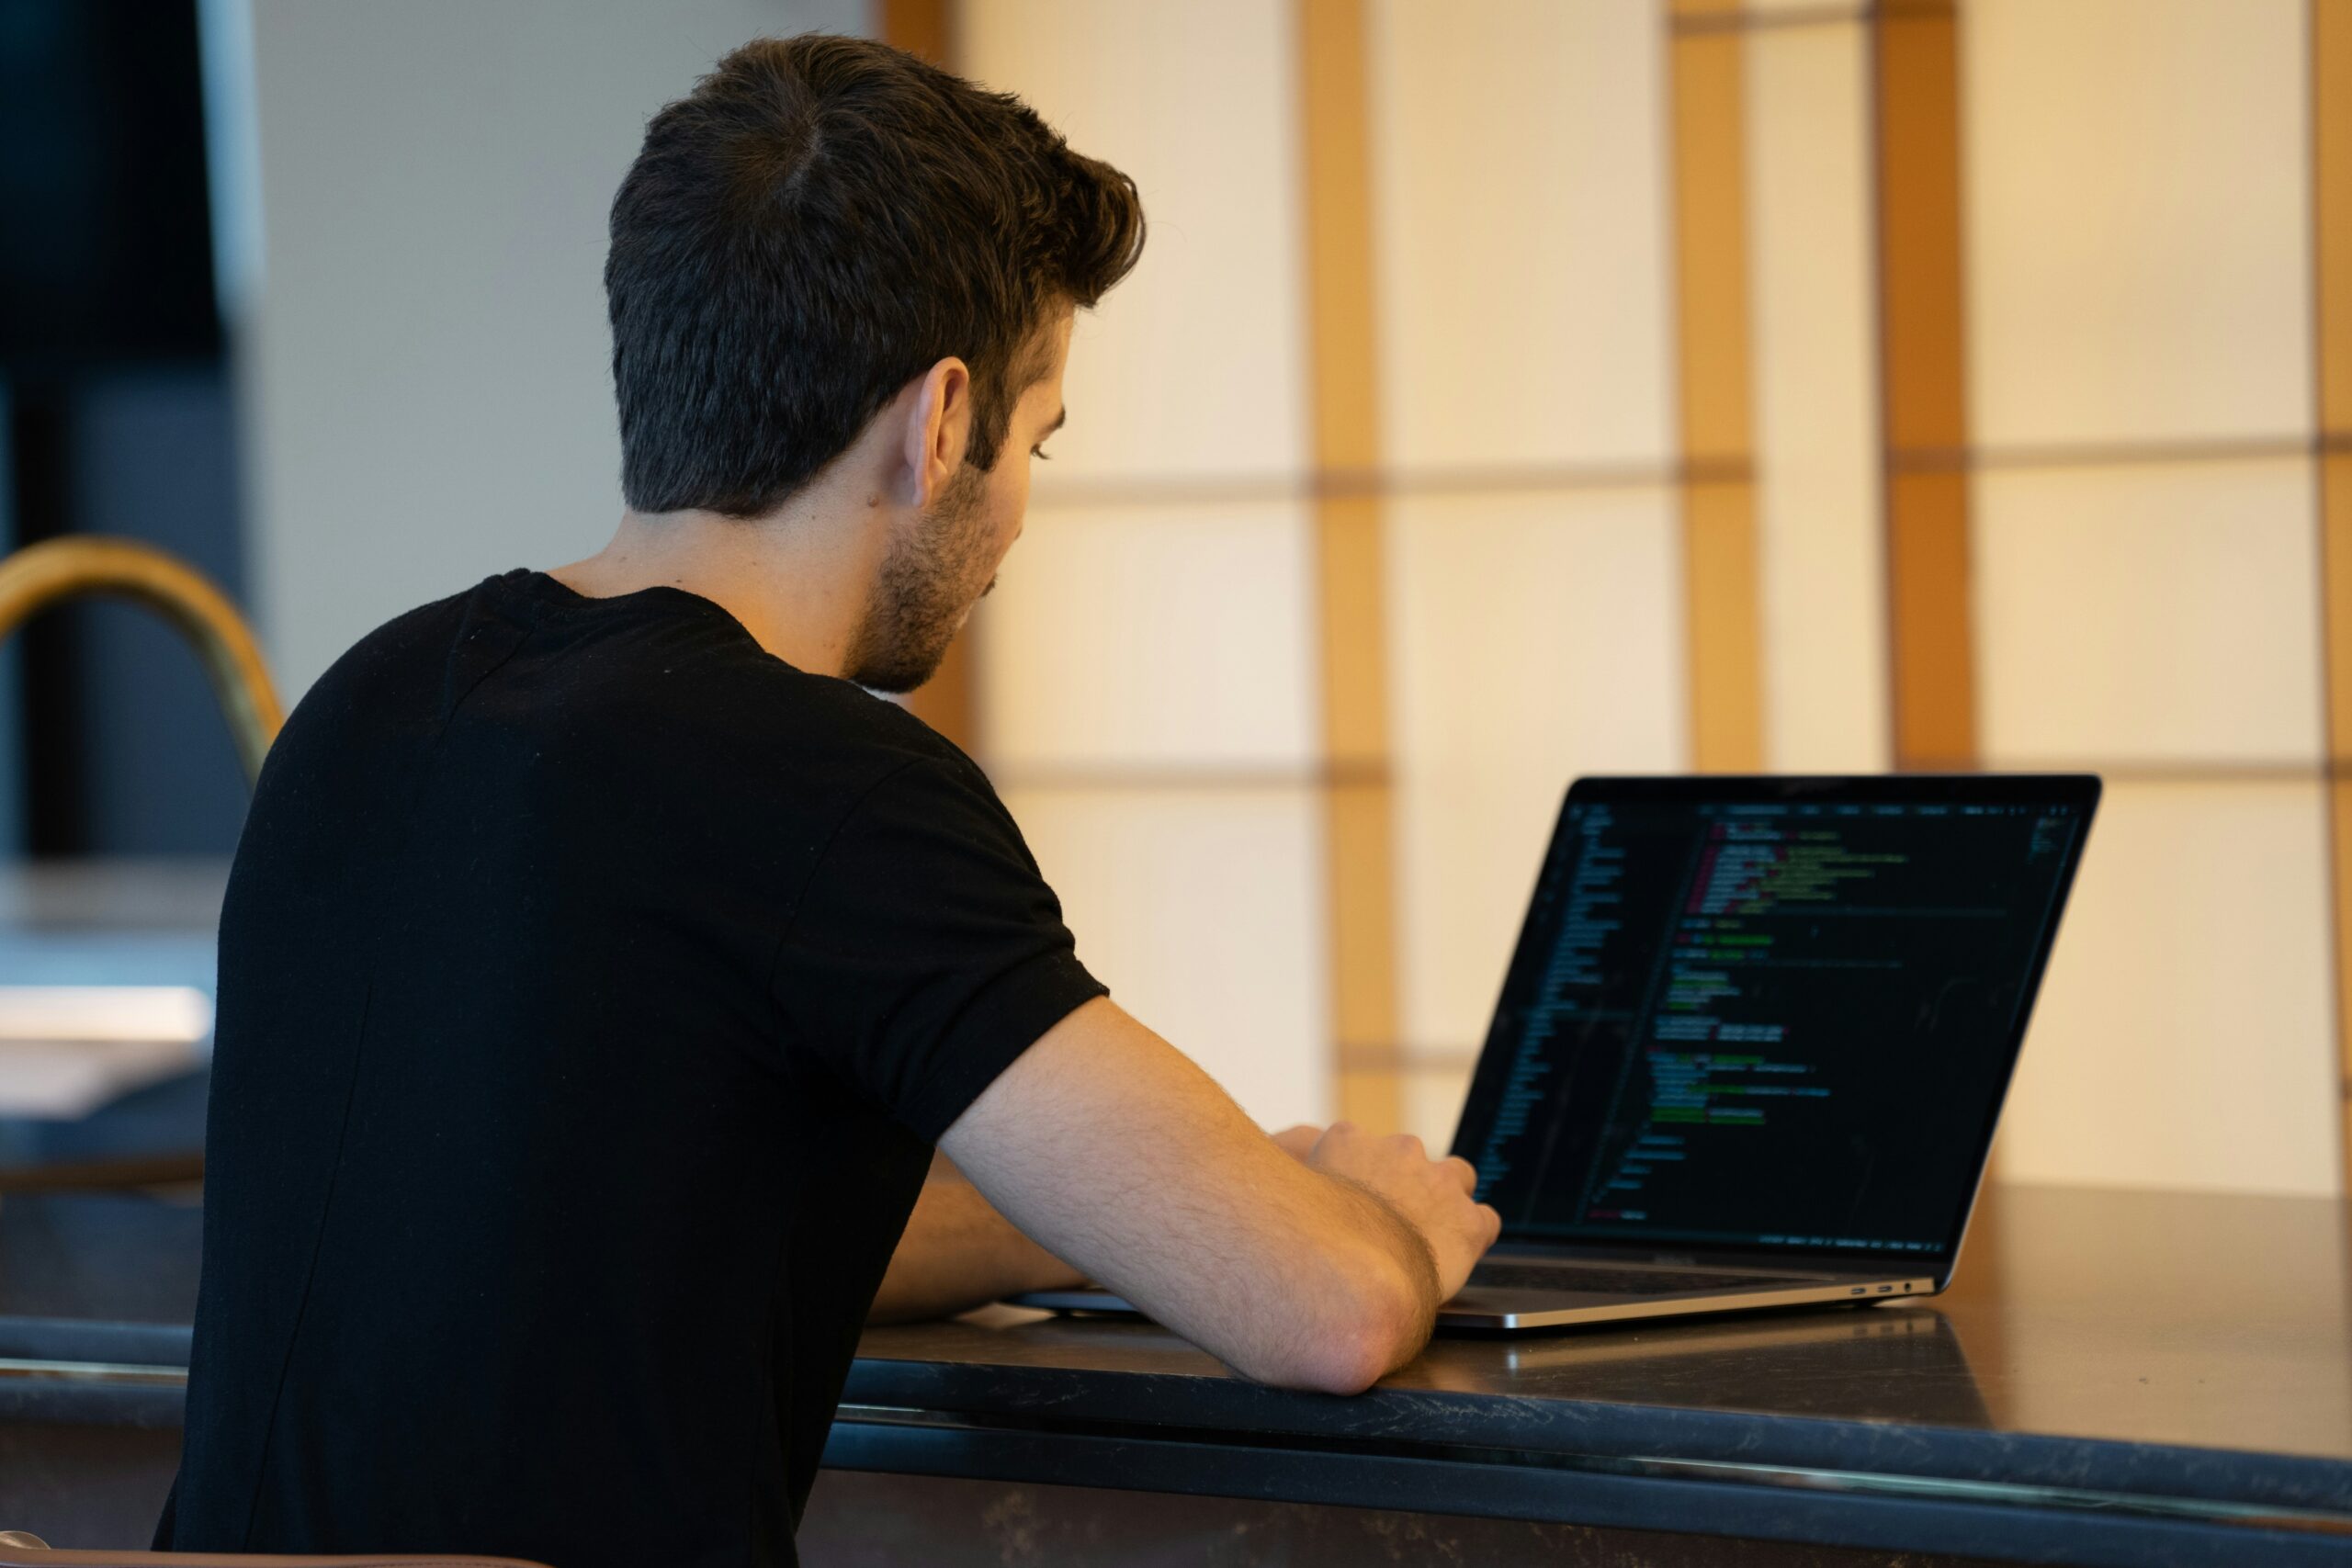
[244,0,864,697]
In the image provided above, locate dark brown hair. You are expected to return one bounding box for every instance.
[605,35,1145,516]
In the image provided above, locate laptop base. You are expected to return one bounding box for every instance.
[1010,1271,1939,1334]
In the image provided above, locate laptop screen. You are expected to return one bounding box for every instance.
[1451,775,2098,1269]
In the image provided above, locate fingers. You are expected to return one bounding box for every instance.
[1312,1125,1478,1198]
[1298,1122,1501,1299]
[1268,1123,1324,1161]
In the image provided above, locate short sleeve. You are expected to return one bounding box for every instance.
[770,755,1107,1140]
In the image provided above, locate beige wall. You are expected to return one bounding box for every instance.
[962,0,2346,1195]
[1964,0,2335,1195]
[964,0,1332,1129]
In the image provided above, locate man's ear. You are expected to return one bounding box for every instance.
[903,357,973,508]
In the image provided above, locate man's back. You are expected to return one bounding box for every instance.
[159,36,1505,1562]
[161,570,1103,1566]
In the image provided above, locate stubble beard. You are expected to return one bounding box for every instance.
[842,462,995,694]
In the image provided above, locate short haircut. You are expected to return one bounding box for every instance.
[606,35,1146,517]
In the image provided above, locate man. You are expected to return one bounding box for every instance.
[161,34,1498,1567]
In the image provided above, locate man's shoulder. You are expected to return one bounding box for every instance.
[573,600,975,781]
[276,570,990,805]
[298,573,519,699]
[267,581,485,748]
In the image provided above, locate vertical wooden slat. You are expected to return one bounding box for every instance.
[877,0,978,752]
[1874,0,1996,1199]
[877,0,955,67]
[1873,0,1977,772]
[2311,0,2352,1193]
[1300,0,1402,1132]
[1670,0,1766,773]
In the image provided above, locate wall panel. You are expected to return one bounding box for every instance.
[1745,17,1887,772]
[1963,0,2312,449]
[1368,0,1676,474]
[1000,785,1329,1130]
[1386,487,1687,1055]
[979,502,1318,773]
[1974,458,2323,768]
[1998,780,2337,1196]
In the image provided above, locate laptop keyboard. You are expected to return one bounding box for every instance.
[1467,1261,1820,1296]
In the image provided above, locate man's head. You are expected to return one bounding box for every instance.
[605,35,1143,688]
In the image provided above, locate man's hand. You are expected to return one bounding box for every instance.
[1301,1124,1496,1304]
[1267,1123,1497,1302]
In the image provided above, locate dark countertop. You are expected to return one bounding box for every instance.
[840,1183,2352,1510]
[6,1182,2350,1559]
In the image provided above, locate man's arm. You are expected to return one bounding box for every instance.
[869,1155,1083,1325]
[871,1128,1336,1324]
[939,997,1500,1394]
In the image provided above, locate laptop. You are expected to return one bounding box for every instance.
[1019,773,2099,1333]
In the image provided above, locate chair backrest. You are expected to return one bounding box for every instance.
[0,1539,552,1568]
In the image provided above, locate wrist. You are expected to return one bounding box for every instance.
[1317,1170,1442,1320]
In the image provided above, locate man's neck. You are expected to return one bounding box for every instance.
[549,498,885,678]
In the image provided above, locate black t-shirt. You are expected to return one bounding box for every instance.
[158,570,1104,1567]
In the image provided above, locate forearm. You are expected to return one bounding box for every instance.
[940,998,1498,1393]
[868,1156,1083,1324]
[1147,1155,1441,1387]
